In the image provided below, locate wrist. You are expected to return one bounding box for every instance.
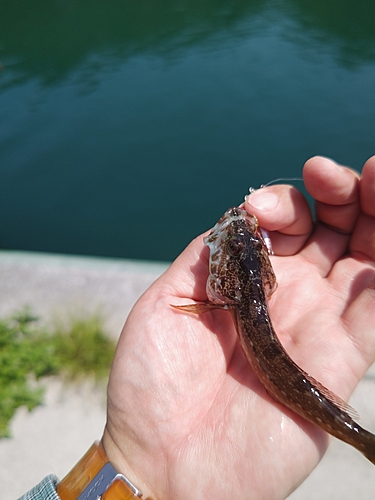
[101,428,157,500]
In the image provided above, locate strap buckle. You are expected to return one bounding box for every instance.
[77,462,142,500]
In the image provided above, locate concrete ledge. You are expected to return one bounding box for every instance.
[0,250,169,338]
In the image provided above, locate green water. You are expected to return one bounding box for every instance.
[1,0,375,261]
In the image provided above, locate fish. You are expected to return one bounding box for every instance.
[172,206,375,465]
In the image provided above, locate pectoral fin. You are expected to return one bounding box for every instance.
[170,302,228,314]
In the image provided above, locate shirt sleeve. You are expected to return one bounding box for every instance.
[18,475,60,500]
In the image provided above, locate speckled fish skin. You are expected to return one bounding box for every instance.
[175,206,375,465]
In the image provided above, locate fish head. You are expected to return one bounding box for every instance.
[203,206,276,305]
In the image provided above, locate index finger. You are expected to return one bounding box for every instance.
[350,156,375,261]
[299,157,361,276]
[359,155,375,217]
[303,156,360,234]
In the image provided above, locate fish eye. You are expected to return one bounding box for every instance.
[227,237,245,257]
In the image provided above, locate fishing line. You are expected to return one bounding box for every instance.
[248,176,304,195]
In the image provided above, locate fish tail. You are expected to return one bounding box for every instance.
[362,446,375,465]
[312,413,375,466]
[355,428,375,465]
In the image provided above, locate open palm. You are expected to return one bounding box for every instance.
[103,156,375,500]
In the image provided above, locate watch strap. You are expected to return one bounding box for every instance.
[57,442,142,500]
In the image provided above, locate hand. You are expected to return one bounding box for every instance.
[102,156,375,500]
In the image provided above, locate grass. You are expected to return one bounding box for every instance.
[51,314,115,382]
[0,308,116,438]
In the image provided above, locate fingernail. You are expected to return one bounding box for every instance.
[247,190,279,212]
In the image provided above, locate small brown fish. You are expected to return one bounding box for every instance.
[173,206,375,465]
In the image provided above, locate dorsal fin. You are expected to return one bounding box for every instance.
[304,372,360,422]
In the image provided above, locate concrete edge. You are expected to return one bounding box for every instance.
[0,250,170,273]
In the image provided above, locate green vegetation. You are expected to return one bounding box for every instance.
[51,315,115,382]
[0,308,116,438]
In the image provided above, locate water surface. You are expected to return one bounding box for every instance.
[1,0,375,261]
